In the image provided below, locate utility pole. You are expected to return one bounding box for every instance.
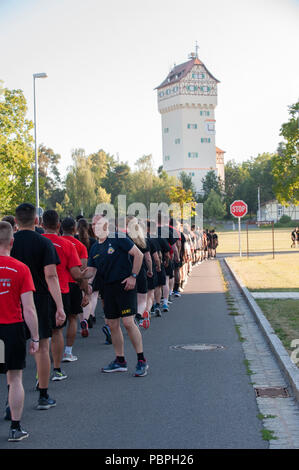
[257,185,261,226]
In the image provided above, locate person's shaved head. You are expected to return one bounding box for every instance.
[15,203,36,227]
[0,221,13,247]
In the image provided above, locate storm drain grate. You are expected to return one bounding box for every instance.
[254,387,290,398]
[170,344,225,351]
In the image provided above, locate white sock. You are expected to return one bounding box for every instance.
[65,346,72,355]
[163,298,168,305]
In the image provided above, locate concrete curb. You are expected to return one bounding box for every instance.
[224,258,299,403]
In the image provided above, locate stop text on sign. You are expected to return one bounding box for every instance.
[230,200,248,218]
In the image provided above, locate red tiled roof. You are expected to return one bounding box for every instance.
[155,57,220,90]
[216,147,225,153]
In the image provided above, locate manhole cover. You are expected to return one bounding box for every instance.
[170,344,225,351]
[254,387,289,398]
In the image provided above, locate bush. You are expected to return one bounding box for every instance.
[279,214,292,224]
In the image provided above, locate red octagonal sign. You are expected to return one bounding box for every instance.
[230,200,248,218]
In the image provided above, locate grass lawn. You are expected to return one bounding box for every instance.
[226,254,299,366]
[256,299,299,360]
[217,228,295,253]
[227,254,299,291]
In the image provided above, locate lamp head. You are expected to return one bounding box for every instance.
[33,73,48,79]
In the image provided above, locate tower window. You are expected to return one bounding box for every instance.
[164,128,169,133]
[173,86,179,92]
[192,73,205,79]
[187,123,198,129]
[206,123,215,133]
[159,91,164,97]
[165,155,170,161]
[175,138,181,144]
[201,138,211,143]
[200,111,210,116]
[187,85,198,92]
[166,89,171,95]
[200,86,211,92]
[189,172,195,176]
[188,152,198,158]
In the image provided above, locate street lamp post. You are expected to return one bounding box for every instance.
[33,72,47,216]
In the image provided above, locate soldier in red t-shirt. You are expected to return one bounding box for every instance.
[0,221,39,442]
[42,210,91,380]
[61,217,89,361]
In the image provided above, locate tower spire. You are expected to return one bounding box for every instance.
[195,40,199,58]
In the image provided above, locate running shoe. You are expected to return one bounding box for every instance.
[62,352,78,362]
[162,303,169,312]
[87,317,93,329]
[8,427,29,442]
[173,291,181,298]
[154,304,162,317]
[139,311,150,329]
[134,360,149,377]
[91,315,96,324]
[80,320,89,337]
[51,370,67,381]
[37,396,56,410]
[35,373,39,391]
[102,325,112,344]
[4,405,11,421]
[101,359,128,373]
[168,296,173,304]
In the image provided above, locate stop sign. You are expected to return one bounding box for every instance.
[230,200,248,218]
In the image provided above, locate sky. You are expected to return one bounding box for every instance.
[1,0,298,177]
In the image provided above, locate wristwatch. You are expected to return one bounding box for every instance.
[131,273,137,278]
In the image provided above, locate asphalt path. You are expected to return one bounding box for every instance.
[0,260,267,449]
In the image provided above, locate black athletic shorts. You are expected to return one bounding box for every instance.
[136,266,148,294]
[34,292,55,340]
[147,269,158,290]
[103,281,137,319]
[165,259,174,279]
[69,283,83,314]
[157,265,166,286]
[52,293,70,330]
[92,272,104,297]
[0,322,27,374]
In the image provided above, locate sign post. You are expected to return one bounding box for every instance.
[230,200,248,257]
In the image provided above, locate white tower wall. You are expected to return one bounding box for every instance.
[156,56,221,194]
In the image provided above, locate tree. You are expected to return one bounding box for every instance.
[201,170,223,201]
[38,144,64,209]
[0,87,34,213]
[167,184,196,220]
[131,154,155,206]
[203,189,226,222]
[96,186,111,204]
[179,171,196,195]
[272,102,299,205]
[102,162,133,205]
[65,149,97,217]
[88,149,110,186]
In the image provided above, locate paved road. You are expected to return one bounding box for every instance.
[0,260,268,449]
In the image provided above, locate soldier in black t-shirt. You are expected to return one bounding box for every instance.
[210,229,218,259]
[87,217,148,377]
[291,227,299,248]
[11,203,65,411]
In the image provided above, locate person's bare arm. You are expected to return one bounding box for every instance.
[144,251,153,277]
[21,291,39,355]
[121,245,143,291]
[69,266,93,281]
[153,252,161,272]
[44,264,65,326]
[172,243,180,263]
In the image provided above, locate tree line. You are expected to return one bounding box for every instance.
[0,84,298,221]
